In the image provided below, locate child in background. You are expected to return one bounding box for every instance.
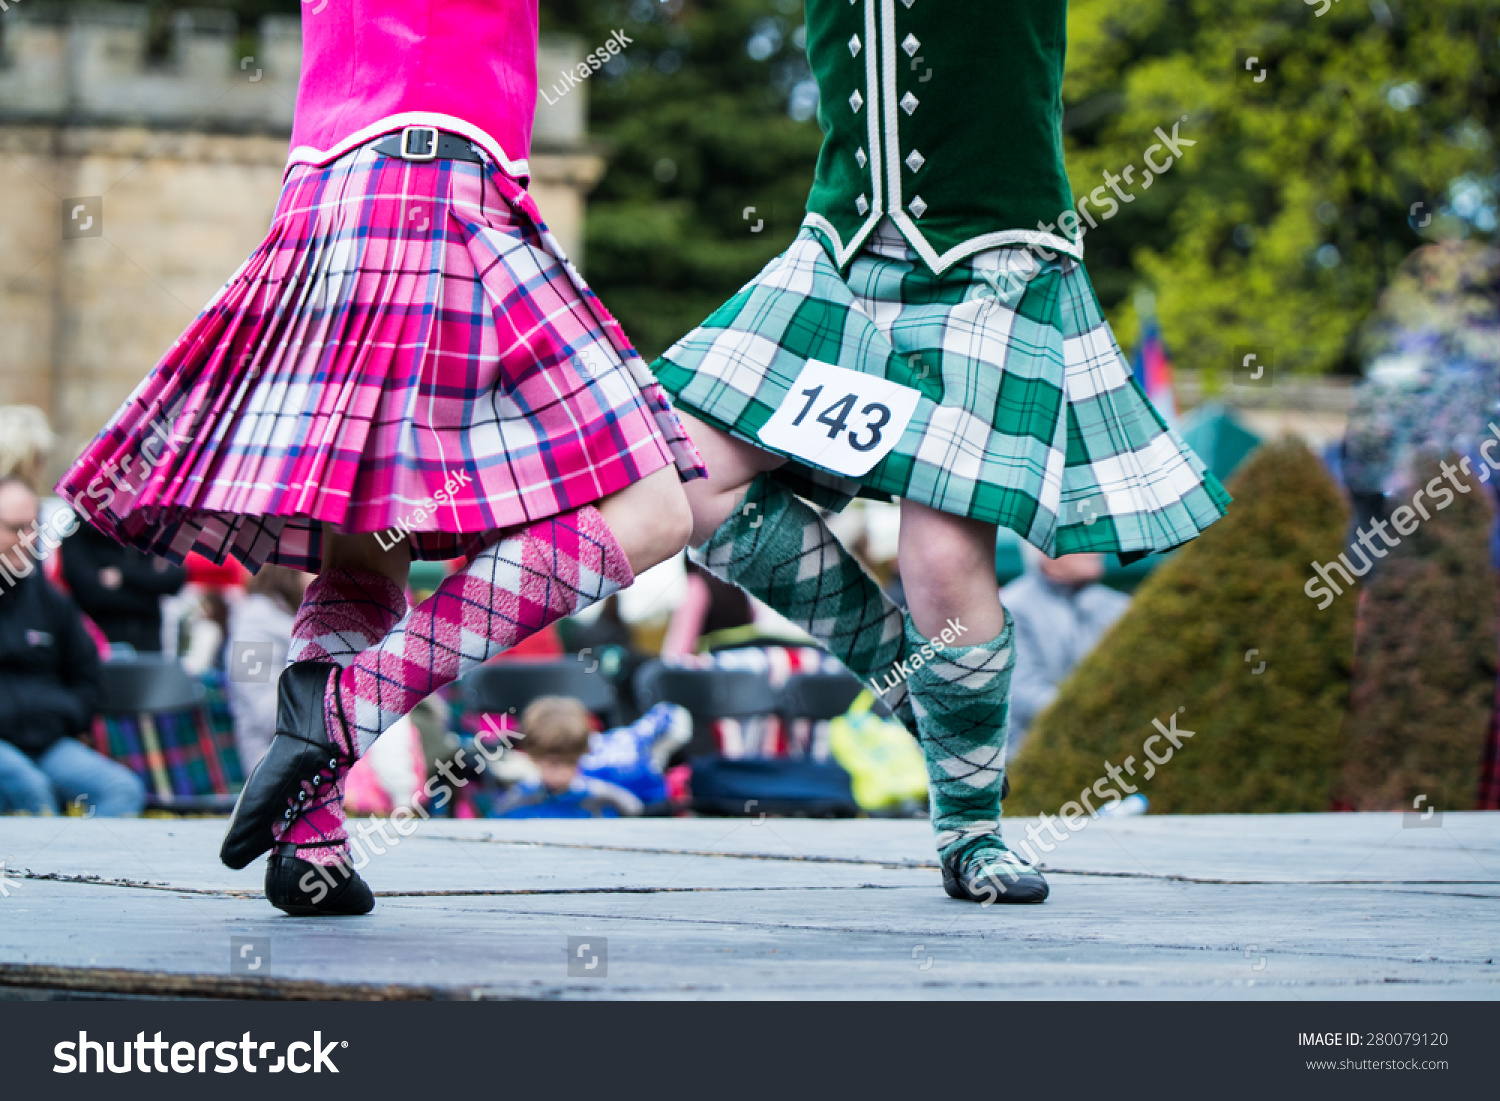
[493,697,644,819]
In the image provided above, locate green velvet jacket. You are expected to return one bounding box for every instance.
[803,0,1079,274]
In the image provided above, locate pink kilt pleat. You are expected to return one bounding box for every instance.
[58,141,704,572]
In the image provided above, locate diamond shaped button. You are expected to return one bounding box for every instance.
[900,91,919,115]
[856,194,869,216]
[908,195,927,218]
[849,90,864,113]
[905,149,925,173]
[855,147,867,169]
[848,35,861,57]
[902,34,920,56]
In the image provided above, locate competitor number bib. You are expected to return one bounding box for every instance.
[757,359,921,478]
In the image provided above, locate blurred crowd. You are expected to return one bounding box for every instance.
[0,392,1135,821]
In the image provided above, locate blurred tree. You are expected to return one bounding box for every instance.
[1006,439,1357,815]
[1334,455,1497,811]
[1064,0,1499,380]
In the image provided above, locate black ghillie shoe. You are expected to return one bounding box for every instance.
[941,838,1049,904]
[220,661,352,870]
[265,844,374,916]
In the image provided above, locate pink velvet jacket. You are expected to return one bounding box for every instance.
[287,0,538,181]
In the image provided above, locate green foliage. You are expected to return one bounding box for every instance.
[543,0,823,358]
[1064,0,1499,377]
[1334,457,1497,810]
[1007,439,1356,814]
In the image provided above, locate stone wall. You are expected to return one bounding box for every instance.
[0,6,603,481]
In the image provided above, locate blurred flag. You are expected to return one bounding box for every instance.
[1131,293,1179,427]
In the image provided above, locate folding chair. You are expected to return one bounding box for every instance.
[459,658,622,727]
[631,662,775,757]
[777,671,866,724]
[774,671,868,758]
[94,657,241,812]
[632,662,857,817]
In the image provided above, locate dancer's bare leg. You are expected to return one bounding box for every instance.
[893,497,1040,900]
[896,499,1004,643]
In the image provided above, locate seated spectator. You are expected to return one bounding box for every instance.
[492,697,645,818]
[164,553,248,675]
[62,522,187,653]
[1001,551,1130,754]
[225,565,309,770]
[0,477,145,816]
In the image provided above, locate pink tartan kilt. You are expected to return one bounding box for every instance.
[58,141,705,572]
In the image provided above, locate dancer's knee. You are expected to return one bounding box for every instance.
[322,527,411,589]
[683,474,754,548]
[898,501,1003,640]
[599,467,695,575]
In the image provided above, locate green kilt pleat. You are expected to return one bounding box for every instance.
[651,222,1229,558]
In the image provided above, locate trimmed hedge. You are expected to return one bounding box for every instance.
[1334,457,1497,811]
[1007,439,1356,814]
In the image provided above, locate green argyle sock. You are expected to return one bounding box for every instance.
[697,473,914,729]
[904,611,1015,864]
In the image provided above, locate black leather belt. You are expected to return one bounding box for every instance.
[372,126,483,164]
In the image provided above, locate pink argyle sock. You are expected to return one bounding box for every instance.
[328,510,633,759]
[327,507,633,762]
[272,568,406,865]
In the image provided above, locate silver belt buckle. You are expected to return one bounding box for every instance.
[399,126,440,161]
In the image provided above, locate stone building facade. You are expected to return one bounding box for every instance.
[0,6,604,481]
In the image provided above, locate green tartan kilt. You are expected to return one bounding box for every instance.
[651,222,1230,558]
